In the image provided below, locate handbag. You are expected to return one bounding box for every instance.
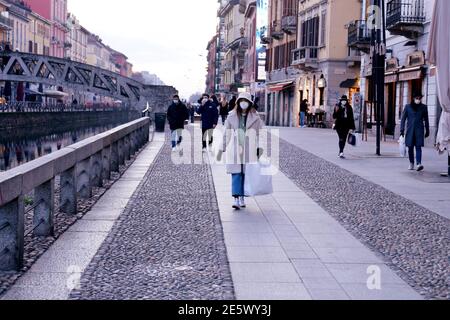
[244,158,274,197]
[347,133,356,146]
[398,136,406,157]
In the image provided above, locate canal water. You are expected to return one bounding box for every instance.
[0,123,126,172]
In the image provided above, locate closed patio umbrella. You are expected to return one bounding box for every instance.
[428,0,450,154]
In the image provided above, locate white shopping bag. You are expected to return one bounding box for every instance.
[398,136,406,158]
[355,133,362,147]
[244,158,274,197]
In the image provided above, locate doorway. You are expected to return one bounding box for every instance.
[385,82,396,136]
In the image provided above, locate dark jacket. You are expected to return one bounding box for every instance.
[400,103,430,148]
[333,104,356,131]
[300,101,309,113]
[167,102,189,131]
[197,101,219,129]
[220,103,229,116]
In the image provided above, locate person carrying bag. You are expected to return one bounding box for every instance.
[216,92,269,210]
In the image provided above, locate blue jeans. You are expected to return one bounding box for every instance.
[171,129,182,148]
[409,146,422,165]
[300,112,306,127]
[232,172,245,198]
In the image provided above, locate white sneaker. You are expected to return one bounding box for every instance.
[339,153,345,159]
[239,197,246,208]
[172,146,177,152]
[408,163,415,170]
[417,164,424,172]
[232,198,240,210]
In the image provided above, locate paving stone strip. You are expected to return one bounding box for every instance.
[69,131,234,300]
[277,138,450,300]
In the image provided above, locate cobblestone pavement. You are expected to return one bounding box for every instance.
[277,138,450,300]
[69,131,234,300]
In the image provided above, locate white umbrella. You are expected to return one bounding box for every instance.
[428,0,450,153]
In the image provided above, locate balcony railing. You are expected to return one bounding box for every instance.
[281,15,297,34]
[347,20,371,52]
[270,20,284,40]
[386,0,425,38]
[0,15,13,29]
[292,46,319,68]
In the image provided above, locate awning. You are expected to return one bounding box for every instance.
[385,72,398,84]
[339,79,358,88]
[267,81,294,92]
[43,90,69,98]
[398,66,423,82]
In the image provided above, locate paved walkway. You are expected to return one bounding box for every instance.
[209,125,425,300]
[1,124,447,300]
[1,133,166,300]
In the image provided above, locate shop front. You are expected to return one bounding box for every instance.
[266,80,295,127]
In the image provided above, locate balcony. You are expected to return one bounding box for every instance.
[347,20,371,53]
[386,0,426,38]
[281,15,297,34]
[292,46,319,69]
[0,15,13,29]
[270,21,284,40]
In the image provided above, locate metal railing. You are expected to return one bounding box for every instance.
[0,118,150,271]
[281,15,297,33]
[0,102,131,113]
[386,0,426,28]
[348,20,371,47]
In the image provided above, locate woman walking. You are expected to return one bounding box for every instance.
[219,95,229,125]
[217,92,264,210]
[333,95,356,159]
[400,92,430,171]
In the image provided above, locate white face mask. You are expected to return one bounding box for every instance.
[414,99,421,104]
[240,101,250,110]
[173,100,179,104]
[341,101,347,106]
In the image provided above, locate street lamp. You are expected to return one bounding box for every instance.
[370,0,387,156]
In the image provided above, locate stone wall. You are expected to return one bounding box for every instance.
[139,85,178,114]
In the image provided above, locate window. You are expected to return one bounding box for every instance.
[301,16,319,47]
[320,11,326,46]
[29,41,33,53]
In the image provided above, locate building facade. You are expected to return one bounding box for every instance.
[25,0,68,58]
[0,1,13,47]
[27,11,51,55]
[7,0,31,53]
[354,0,438,144]
[66,13,88,63]
[219,0,247,96]
[265,0,299,126]
[206,34,218,94]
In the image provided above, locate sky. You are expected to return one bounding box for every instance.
[68,0,219,99]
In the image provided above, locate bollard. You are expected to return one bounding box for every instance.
[90,151,103,188]
[77,157,92,199]
[60,167,77,215]
[111,141,119,173]
[102,146,111,181]
[33,179,55,237]
[0,197,24,271]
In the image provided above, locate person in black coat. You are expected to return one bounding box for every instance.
[219,96,229,125]
[400,92,430,171]
[299,99,309,128]
[167,95,189,151]
[333,95,356,158]
[228,96,237,113]
[197,93,219,151]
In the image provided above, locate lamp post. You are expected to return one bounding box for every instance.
[370,0,386,156]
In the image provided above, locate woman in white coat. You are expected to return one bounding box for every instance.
[217,92,264,210]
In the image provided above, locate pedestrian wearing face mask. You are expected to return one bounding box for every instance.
[217,92,264,210]
[333,95,356,159]
[197,93,219,152]
[167,95,189,152]
[400,92,430,171]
